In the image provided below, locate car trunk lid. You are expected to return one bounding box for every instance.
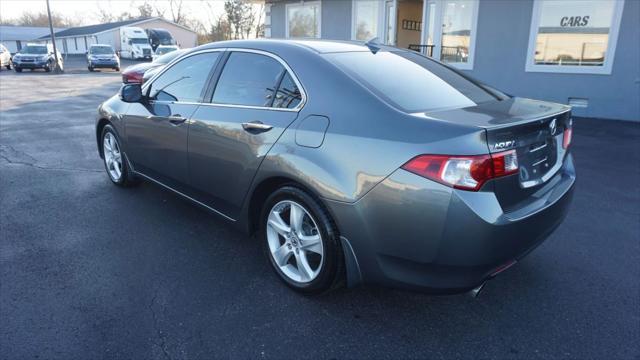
[421,97,572,206]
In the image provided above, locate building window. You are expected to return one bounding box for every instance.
[352,0,382,41]
[286,1,321,38]
[526,0,625,74]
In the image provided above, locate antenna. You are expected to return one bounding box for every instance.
[365,37,381,54]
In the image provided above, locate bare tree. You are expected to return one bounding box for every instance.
[2,11,79,27]
[224,0,254,40]
[254,3,265,38]
[168,0,185,25]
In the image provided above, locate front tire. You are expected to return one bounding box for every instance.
[14,67,22,73]
[260,186,344,294]
[101,125,137,187]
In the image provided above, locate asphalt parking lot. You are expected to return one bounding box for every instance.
[1,61,639,360]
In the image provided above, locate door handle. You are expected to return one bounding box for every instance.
[242,121,273,133]
[168,115,187,125]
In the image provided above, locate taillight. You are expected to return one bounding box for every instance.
[401,150,519,191]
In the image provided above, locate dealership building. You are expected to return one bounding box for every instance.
[265,0,639,121]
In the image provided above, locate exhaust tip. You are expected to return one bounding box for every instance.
[468,282,486,298]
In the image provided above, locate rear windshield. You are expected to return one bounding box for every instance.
[327,51,500,113]
[21,46,47,54]
[90,46,114,54]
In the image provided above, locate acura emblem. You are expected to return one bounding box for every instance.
[549,119,557,135]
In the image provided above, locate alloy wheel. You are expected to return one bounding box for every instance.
[266,200,324,283]
[103,132,123,182]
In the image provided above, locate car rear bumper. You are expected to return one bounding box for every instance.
[327,153,576,293]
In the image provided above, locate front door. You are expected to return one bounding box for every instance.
[420,0,479,68]
[188,51,303,218]
[124,51,222,188]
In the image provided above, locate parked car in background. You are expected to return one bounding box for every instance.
[0,44,11,70]
[145,28,176,52]
[119,27,152,60]
[0,44,12,70]
[121,48,187,84]
[97,40,576,295]
[152,45,179,61]
[87,44,120,72]
[12,43,63,72]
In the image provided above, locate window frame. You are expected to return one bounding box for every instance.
[285,1,322,39]
[351,0,385,41]
[206,49,308,112]
[142,49,225,104]
[525,0,625,75]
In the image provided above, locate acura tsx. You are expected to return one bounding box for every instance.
[95,39,575,294]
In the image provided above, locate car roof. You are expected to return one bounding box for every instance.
[196,39,404,55]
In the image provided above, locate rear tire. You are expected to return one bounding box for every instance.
[260,186,344,294]
[101,125,138,187]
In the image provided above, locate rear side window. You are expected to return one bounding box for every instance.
[149,52,220,103]
[212,52,285,107]
[327,51,499,113]
[272,73,302,109]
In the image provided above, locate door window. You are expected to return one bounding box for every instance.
[149,52,220,103]
[212,52,286,108]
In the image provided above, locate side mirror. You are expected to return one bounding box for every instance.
[120,84,143,103]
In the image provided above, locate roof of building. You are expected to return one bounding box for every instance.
[40,18,151,39]
[0,25,66,41]
[38,17,197,40]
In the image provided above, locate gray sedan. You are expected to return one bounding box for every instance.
[96,40,575,295]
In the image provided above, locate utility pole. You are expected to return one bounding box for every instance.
[46,0,62,73]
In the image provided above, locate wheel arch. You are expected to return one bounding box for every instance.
[246,176,325,236]
[96,118,111,158]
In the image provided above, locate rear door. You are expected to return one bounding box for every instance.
[187,50,304,218]
[125,51,222,188]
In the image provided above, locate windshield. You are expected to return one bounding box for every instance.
[156,47,176,55]
[327,51,501,113]
[130,38,149,45]
[20,46,47,54]
[90,46,114,55]
[156,31,174,43]
[153,49,186,64]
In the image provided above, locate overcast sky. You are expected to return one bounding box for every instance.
[0,0,229,28]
